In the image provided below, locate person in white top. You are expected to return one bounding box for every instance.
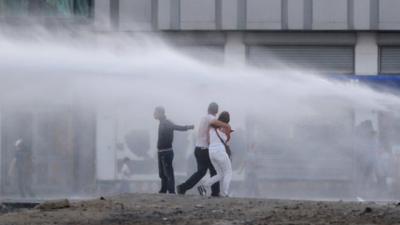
[198,111,233,197]
[177,103,231,196]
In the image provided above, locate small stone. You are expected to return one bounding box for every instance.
[114,202,125,210]
[212,209,224,214]
[362,207,373,214]
[100,196,106,200]
[36,199,70,211]
[174,209,183,214]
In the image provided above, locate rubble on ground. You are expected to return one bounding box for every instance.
[0,193,399,225]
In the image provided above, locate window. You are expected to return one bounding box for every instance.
[0,0,92,17]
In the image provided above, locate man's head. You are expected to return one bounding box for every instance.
[154,106,166,120]
[15,138,24,151]
[208,102,219,115]
[123,157,130,164]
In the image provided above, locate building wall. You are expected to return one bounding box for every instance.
[95,0,400,31]
[90,0,400,76]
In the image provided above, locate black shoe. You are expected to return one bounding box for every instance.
[197,185,207,196]
[177,185,186,195]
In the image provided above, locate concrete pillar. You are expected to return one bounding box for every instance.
[355,32,378,75]
[287,0,305,30]
[158,0,171,29]
[221,0,238,29]
[94,0,113,31]
[0,110,2,195]
[224,32,246,67]
[119,0,153,31]
[96,111,116,180]
[353,0,370,30]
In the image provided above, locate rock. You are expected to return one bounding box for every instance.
[361,207,373,214]
[113,202,125,211]
[100,196,106,201]
[173,206,183,214]
[212,209,224,214]
[213,220,234,225]
[0,204,7,210]
[36,199,70,211]
[195,204,204,208]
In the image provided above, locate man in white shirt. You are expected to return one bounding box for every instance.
[177,102,231,196]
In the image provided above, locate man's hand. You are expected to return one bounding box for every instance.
[225,124,232,132]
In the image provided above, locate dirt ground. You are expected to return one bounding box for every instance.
[1,193,400,225]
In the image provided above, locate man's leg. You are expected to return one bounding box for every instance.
[158,152,167,193]
[25,166,35,197]
[178,147,208,193]
[163,151,175,194]
[17,168,26,198]
[206,149,220,196]
[26,180,35,197]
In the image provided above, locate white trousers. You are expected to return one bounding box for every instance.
[203,146,232,196]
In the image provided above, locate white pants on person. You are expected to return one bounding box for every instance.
[203,145,232,196]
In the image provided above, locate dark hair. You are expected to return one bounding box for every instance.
[208,102,218,114]
[155,106,165,115]
[218,111,230,124]
[123,157,130,163]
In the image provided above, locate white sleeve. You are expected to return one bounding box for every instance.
[207,114,217,125]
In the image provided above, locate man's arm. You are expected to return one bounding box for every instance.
[210,119,231,131]
[170,121,194,131]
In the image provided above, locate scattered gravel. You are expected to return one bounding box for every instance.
[0,193,399,225]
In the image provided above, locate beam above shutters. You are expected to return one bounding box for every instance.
[247,45,354,74]
[244,32,357,45]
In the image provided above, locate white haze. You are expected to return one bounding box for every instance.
[1,28,400,201]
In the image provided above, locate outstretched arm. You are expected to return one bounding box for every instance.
[171,121,194,131]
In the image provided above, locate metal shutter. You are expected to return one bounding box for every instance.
[380,46,400,74]
[248,46,354,74]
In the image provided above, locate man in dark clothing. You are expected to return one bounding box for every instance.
[11,138,35,198]
[154,106,194,194]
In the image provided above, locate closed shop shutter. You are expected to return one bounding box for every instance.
[247,46,354,74]
[380,46,400,74]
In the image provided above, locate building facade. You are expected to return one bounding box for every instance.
[91,0,400,75]
[1,0,400,198]
[95,0,400,198]
[2,0,398,75]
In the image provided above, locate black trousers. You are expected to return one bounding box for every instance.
[179,147,220,196]
[158,150,175,194]
[16,166,34,198]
